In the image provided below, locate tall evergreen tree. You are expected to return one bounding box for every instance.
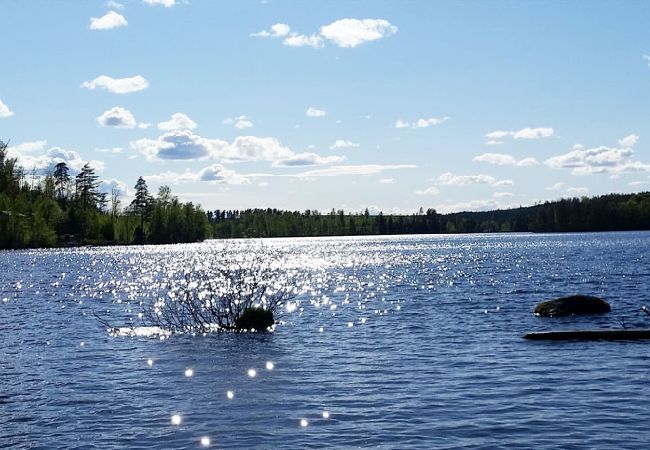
[130,176,152,242]
[53,162,70,201]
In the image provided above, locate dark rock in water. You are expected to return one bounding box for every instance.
[235,307,275,331]
[534,295,611,317]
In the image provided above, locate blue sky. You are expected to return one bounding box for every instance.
[1,0,650,214]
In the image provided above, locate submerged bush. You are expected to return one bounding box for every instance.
[139,247,298,334]
[235,307,275,331]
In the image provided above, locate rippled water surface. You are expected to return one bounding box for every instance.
[2,232,650,449]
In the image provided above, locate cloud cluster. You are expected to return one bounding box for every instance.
[293,164,415,178]
[7,141,104,173]
[473,152,539,167]
[81,75,149,94]
[437,172,513,187]
[395,117,448,129]
[274,153,344,167]
[330,140,359,149]
[146,164,250,186]
[0,99,13,118]
[89,11,127,30]
[486,127,554,144]
[223,115,253,129]
[618,134,639,148]
[158,113,197,131]
[131,131,344,168]
[545,143,650,175]
[144,0,178,6]
[100,178,130,198]
[97,106,136,128]
[252,18,397,49]
[306,107,326,117]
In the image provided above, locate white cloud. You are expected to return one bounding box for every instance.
[294,164,416,178]
[100,178,130,197]
[414,186,440,196]
[106,1,125,10]
[320,18,397,48]
[81,75,148,94]
[274,153,345,167]
[493,192,514,198]
[379,178,394,184]
[138,122,152,129]
[7,141,104,173]
[252,18,396,49]
[485,127,554,144]
[222,136,294,163]
[283,34,325,48]
[97,106,136,128]
[223,115,253,129]
[330,140,359,149]
[145,164,250,185]
[546,182,565,191]
[306,107,326,117]
[132,130,227,161]
[157,113,197,131]
[513,127,554,139]
[0,99,14,118]
[131,132,340,167]
[395,116,448,129]
[251,23,291,37]
[618,134,639,148]
[8,140,48,153]
[436,172,513,187]
[473,152,539,167]
[644,55,650,67]
[144,0,177,7]
[545,144,650,175]
[89,11,127,30]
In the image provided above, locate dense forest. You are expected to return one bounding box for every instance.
[207,192,650,238]
[3,138,650,250]
[0,140,209,249]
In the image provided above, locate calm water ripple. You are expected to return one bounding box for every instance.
[2,232,650,449]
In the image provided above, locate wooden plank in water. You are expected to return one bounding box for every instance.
[523,329,650,341]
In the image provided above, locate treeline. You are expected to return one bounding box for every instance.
[0,139,209,249]
[207,192,650,238]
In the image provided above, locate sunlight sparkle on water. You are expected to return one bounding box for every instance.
[200,436,211,446]
[323,411,330,419]
[226,390,234,400]
[266,361,274,370]
[248,369,257,378]
[147,358,153,367]
[300,418,309,427]
[171,414,182,425]
[185,368,194,377]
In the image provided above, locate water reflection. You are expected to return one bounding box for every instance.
[2,233,650,448]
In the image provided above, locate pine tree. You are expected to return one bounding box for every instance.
[130,176,152,242]
[53,162,70,201]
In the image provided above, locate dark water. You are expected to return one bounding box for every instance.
[2,232,650,449]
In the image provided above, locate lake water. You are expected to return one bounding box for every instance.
[2,232,650,449]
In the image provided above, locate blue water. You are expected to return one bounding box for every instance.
[2,232,650,449]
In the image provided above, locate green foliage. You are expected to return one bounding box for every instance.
[207,193,650,239]
[0,138,212,249]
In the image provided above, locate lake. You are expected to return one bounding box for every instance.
[2,232,650,449]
